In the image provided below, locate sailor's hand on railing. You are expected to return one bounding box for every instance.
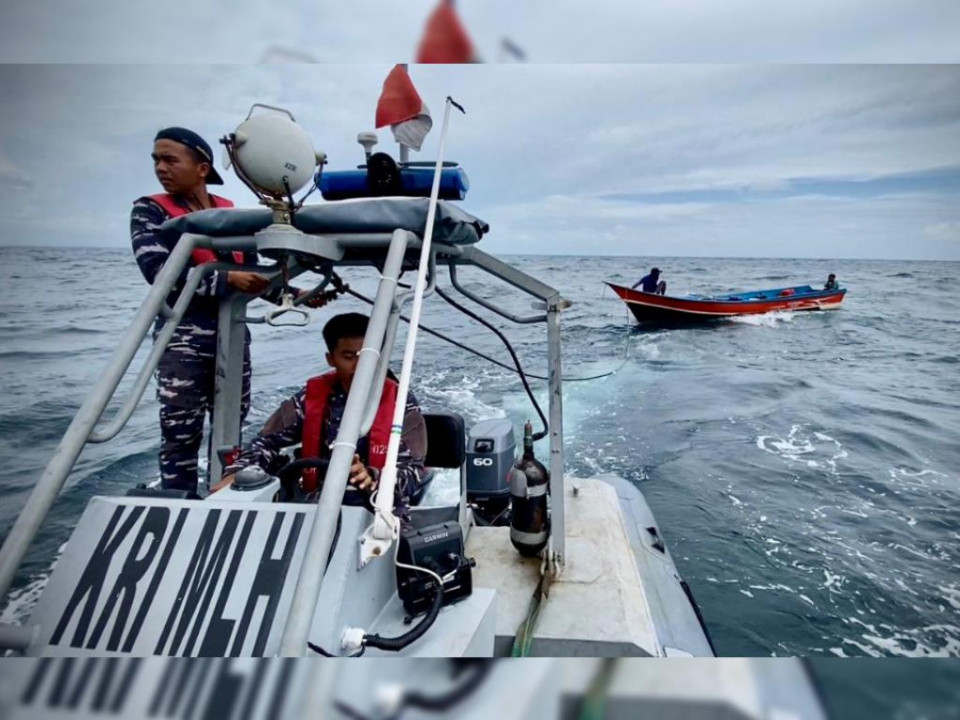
[227,271,271,295]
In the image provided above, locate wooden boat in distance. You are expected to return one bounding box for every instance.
[607,282,846,324]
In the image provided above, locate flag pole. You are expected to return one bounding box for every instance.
[397,64,412,164]
[360,95,464,565]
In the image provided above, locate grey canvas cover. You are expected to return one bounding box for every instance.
[161,197,489,246]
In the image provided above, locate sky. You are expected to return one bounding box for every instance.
[1,0,959,63]
[0,64,958,259]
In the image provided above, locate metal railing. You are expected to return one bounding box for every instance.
[0,222,569,656]
[0,232,290,609]
[279,228,412,654]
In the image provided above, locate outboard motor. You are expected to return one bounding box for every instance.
[509,421,550,557]
[465,418,516,524]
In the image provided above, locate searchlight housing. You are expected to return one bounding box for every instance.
[220,104,325,225]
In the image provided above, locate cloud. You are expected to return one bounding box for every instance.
[0,153,33,193]
[471,190,958,260]
[924,222,960,242]
[3,0,959,63]
[0,64,957,259]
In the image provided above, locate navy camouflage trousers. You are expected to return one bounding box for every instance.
[156,323,250,494]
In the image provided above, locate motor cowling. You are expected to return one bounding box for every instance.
[510,421,550,557]
[466,418,515,497]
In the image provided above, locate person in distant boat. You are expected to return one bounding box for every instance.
[632,267,667,295]
[131,126,328,496]
[215,313,427,512]
[824,274,839,291]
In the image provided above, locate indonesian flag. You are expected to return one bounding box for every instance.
[416,0,477,64]
[375,64,433,151]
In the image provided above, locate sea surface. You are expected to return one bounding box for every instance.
[0,248,958,708]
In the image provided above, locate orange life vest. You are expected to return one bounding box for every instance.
[300,372,399,492]
[146,193,243,265]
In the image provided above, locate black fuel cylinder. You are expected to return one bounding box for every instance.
[509,421,550,557]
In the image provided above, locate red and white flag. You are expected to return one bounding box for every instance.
[375,64,433,151]
[416,0,477,64]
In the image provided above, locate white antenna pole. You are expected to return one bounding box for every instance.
[398,63,411,165]
[360,97,460,564]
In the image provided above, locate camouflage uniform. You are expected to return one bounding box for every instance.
[131,195,256,494]
[225,382,426,513]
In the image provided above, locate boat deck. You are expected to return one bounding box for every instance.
[469,478,660,656]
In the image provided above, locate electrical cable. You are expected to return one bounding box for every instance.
[470,501,510,527]
[316,496,446,655]
[306,641,335,657]
[283,178,295,217]
[306,640,365,658]
[362,584,443,652]
[435,286,549,441]
[380,495,445,591]
[342,275,550,438]
[401,661,493,712]
[331,661,493,720]
[294,178,321,209]
[334,701,373,720]
[342,284,626,383]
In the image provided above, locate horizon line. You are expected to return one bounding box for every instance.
[1,243,957,263]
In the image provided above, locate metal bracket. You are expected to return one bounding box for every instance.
[264,292,310,327]
[358,521,395,569]
[531,298,572,312]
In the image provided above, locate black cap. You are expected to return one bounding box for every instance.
[154,127,224,185]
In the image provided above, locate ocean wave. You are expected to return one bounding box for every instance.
[0,402,77,445]
[727,311,796,327]
[756,425,849,474]
[0,347,103,362]
[418,370,507,424]
[0,572,51,624]
[2,250,959,662]
[836,618,960,658]
[0,542,66,624]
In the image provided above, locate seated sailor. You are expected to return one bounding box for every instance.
[824,273,839,291]
[632,267,667,295]
[215,312,427,508]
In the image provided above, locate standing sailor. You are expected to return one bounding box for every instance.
[131,126,324,495]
